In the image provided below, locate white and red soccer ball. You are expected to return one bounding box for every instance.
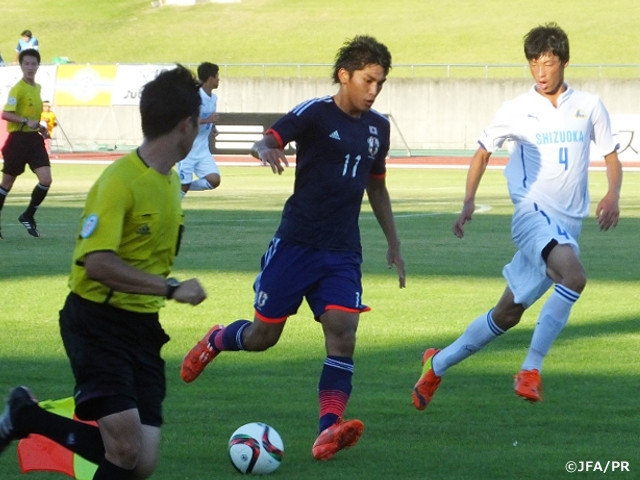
[228,422,284,474]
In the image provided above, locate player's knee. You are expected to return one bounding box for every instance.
[324,329,357,357]
[1,180,15,191]
[35,170,52,186]
[132,454,159,479]
[548,256,587,293]
[491,305,524,331]
[207,174,220,189]
[105,439,142,470]
[561,270,587,293]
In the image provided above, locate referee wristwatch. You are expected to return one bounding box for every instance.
[165,277,181,299]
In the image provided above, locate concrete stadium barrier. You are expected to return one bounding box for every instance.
[2,64,638,161]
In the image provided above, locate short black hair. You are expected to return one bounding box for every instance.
[21,29,32,37]
[197,62,219,83]
[332,35,392,83]
[524,23,570,64]
[139,65,201,139]
[19,48,40,64]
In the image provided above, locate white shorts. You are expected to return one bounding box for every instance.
[503,201,582,308]
[176,138,219,185]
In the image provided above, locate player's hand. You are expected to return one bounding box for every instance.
[172,278,207,305]
[32,121,49,138]
[387,245,406,288]
[595,192,620,231]
[257,149,289,175]
[452,200,475,238]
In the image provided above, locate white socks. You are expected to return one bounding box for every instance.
[432,310,504,376]
[521,284,579,372]
[189,178,213,191]
[431,285,580,377]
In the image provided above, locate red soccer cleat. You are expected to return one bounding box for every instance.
[180,325,223,383]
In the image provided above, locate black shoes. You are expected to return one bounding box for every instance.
[18,214,40,237]
[0,386,38,455]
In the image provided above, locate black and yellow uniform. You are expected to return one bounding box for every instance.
[60,150,183,425]
[1,79,49,176]
[4,79,43,133]
[69,150,184,312]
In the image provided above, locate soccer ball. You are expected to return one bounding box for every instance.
[228,422,284,474]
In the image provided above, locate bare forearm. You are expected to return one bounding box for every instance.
[84,251,168,297]
[367,183,400,246]
[604,151,622,197]
[84,251,207,304]
[2,111,42,130]
[463,147,491,203]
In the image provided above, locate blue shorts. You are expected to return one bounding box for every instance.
[253,237,369,322]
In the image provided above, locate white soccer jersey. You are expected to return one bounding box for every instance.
[479,84,618,219]
[177,87,219,183]
[192,87,217,160]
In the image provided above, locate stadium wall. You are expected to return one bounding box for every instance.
[2,67,638,160]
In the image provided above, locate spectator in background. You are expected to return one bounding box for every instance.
[40,101,57,153]
[14,30,39,63]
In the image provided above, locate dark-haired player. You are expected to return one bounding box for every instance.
[413,23,622,410]
[177,61,222,197]
[181,35,405,461]
[0,65,207,480]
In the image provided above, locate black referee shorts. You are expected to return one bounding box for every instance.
[59,292,170,427]
[1,132,50,176]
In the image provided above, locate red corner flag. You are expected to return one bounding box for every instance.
[17,397,98,480]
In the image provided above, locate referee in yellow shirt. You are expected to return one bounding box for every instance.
[0,48,51,238]
[0,66,208,480]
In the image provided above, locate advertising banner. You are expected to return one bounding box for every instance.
[54,64,117,106]
[111,64,172,105]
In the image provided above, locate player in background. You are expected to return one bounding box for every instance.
[0,48,51,238]
[413,23,622,410]
[0,66,207,480]
[181,35,406,460]
[176,62,221,198]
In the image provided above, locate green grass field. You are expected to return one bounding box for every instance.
[0,163,638,479]
[1,0,639,70]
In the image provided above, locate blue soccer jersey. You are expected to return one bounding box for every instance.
[268,96,390,252]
